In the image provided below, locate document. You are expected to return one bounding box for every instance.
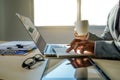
[0,41,36,55]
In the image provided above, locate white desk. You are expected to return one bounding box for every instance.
[0,49,48,80]
[93,59,120,80]
[0,41,120,80]
[46,58,120,80]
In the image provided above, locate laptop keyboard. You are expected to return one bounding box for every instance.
[49,45,66,53]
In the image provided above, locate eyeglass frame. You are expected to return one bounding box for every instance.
[22,54,45,69]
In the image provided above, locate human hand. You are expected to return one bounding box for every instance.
[68,58,92,68]
[66,38,94,68]
[66,39,95,54]
[66,39,95,68]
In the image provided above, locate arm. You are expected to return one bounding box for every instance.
[88,4,117,41]
[66,3,120,69]
[93,26,120,59]
[95,41,120,59]
[88,26,113,41]
[94,4,120,59]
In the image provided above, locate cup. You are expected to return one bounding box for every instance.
[75,20,89,36]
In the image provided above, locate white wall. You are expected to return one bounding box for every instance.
[0,0,33,41]
[0,0,5,39]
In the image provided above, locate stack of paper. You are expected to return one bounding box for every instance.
[0,41,36,55]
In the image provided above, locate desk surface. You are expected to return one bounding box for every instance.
[0,49,48,80]
[0,41,120,80]
[93,59,120,80]
[46,58,120,80]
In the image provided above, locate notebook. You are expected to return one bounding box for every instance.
[16,13,69,55]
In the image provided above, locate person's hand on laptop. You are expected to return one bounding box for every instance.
[68,58,92,68]
[66,29,95,68]
[66,39,95,54]
[66,39,95,68]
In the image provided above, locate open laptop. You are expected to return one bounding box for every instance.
[16,13,110,80]
[16,13,68,55]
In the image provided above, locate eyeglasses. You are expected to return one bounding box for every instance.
[22,54,45,69]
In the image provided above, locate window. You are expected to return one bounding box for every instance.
[34,0,118,26]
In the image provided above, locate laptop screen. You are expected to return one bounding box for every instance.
[16,13,46,54]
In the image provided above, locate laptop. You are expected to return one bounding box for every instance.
[16,13,68,55]
[16,13,110,80]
